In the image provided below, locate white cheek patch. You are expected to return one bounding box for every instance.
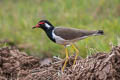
[45,23,51,29]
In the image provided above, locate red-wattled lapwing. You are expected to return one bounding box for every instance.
[32,20,104,72]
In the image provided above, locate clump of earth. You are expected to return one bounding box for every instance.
[0,45,120,80]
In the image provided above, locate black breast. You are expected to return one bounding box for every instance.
[45,30,56,43]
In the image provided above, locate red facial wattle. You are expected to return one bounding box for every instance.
[39,22,45,24]
[32,22,45,29]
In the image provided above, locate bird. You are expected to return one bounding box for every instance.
[32,20,104,72]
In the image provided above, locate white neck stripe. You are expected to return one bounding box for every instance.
[45,23,51,29]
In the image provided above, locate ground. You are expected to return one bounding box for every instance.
[0,45,120,80]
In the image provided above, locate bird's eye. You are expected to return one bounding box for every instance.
[39,22,45,24]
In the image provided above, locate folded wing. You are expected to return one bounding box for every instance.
[54,27,98,40]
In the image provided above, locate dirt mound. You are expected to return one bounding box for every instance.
[0,46,120,80]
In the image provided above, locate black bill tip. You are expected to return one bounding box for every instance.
[32,26,36,29]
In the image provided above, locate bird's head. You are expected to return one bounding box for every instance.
[32,20,54,30]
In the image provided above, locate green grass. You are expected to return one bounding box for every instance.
[0,0,120,58]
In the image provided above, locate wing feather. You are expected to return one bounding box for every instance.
[54,27,97,40]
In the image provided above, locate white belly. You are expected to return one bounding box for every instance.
[55,37,71,45]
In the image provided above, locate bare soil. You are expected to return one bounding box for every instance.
[0,46,120,80]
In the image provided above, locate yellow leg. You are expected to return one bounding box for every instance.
[72,44,79,65]
[62,46,69,72]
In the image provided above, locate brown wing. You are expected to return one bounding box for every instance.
[54,27,97,40]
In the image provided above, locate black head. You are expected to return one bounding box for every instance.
[32,20,54,30]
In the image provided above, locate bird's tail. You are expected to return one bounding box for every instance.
[95,30,104,35]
